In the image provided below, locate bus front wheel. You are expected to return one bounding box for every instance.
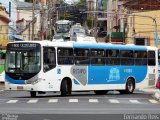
[61,79,71,96]
[30,91,36,97]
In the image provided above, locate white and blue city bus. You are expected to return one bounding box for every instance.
[5,41,158,97]
[55,20,72,39]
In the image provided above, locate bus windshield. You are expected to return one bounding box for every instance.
[0,50,6,75]
[56,24,70,33]
[6,43,41,74]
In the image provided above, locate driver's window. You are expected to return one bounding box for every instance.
[43,47,56,72]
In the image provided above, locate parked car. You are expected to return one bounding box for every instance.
[52,34,64,42]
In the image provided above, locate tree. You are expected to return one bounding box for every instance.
[76,0,86,5]
[86,15,92,28]
[25,0,32,3]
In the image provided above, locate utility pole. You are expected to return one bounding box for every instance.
[95,0,98,41]
[32,0,35,40]
[28,22,31,40]
[48,0,53,40]
[41,0,44,40]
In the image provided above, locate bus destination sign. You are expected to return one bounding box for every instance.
[8,43,39,48]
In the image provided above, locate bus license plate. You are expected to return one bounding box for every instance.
[17,86,23,90]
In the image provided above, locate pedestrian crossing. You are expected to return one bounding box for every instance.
[109,99,120,103]
[48,99,58,103]
[3,98,159,104]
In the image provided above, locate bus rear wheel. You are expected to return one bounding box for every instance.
[94,90,108,95]
[126,78,135,94]
[61,79,71,96]
[30,91,36,97]
[120,78,135,94]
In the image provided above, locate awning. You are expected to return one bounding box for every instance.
[0,40,13,46]
[10,35,23,41]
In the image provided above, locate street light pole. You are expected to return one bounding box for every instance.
[32,0,35,40]
[95,0,98,42]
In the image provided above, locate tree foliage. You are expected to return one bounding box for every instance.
[25,0,32,3]
[77,0,86,5]
[87,15,93,28]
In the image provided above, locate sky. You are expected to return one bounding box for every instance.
[65,0,79,4]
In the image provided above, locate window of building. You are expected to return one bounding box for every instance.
[0,25,2,31]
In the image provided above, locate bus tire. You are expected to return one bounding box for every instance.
[94,90,108,95]
[125,78,135,94]
[61,79,71,96]
[30,91,36,97]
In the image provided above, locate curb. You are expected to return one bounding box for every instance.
[154,91,160,101]
[140,88,160,101]
[139,88,157,94]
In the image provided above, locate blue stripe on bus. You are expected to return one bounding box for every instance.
[88,66,147,84]
[5,74,25,84]
[74,79,80,85]
[73,43,147,50]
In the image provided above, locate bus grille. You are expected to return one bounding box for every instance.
[148,74,155,86]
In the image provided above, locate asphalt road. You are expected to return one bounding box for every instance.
[0,85,160,120]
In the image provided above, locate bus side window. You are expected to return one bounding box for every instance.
[57,48,73,65]
[120,50,134,65]
[107,49,120,65]
[148,51,155,66]
[91,49,105,65]
[135,51,147,66]
[74,48,89,65]
[43,47,56,72]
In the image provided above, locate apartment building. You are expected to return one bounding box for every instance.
[0,4,11,47]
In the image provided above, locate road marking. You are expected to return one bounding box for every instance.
[69,99,78,103]
[48,99,58,103]
[149,99,158,104]
[89,99,99,103]
[109,99,120,103]
[129,100,140,104]
[6,100,18,103]
[27,99,38,103]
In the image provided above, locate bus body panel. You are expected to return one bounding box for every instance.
[88,66,147,84]
[5,41,158,93]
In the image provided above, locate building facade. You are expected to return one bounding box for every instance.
[16,0,41,40]
[0,0,17,41]
[0,4,11,47]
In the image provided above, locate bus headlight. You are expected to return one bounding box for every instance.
[31,78,45,85]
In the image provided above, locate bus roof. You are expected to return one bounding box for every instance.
[73,42,157,51]
[7,41,157,51]
[56,20,71,24]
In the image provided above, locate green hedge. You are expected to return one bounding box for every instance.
[0,64,4,74]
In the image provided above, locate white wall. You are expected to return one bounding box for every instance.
[1,0,17,38]
[18,9,41,33]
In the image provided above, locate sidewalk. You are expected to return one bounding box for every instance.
[0,82,4,91]
[140,87,160,101]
